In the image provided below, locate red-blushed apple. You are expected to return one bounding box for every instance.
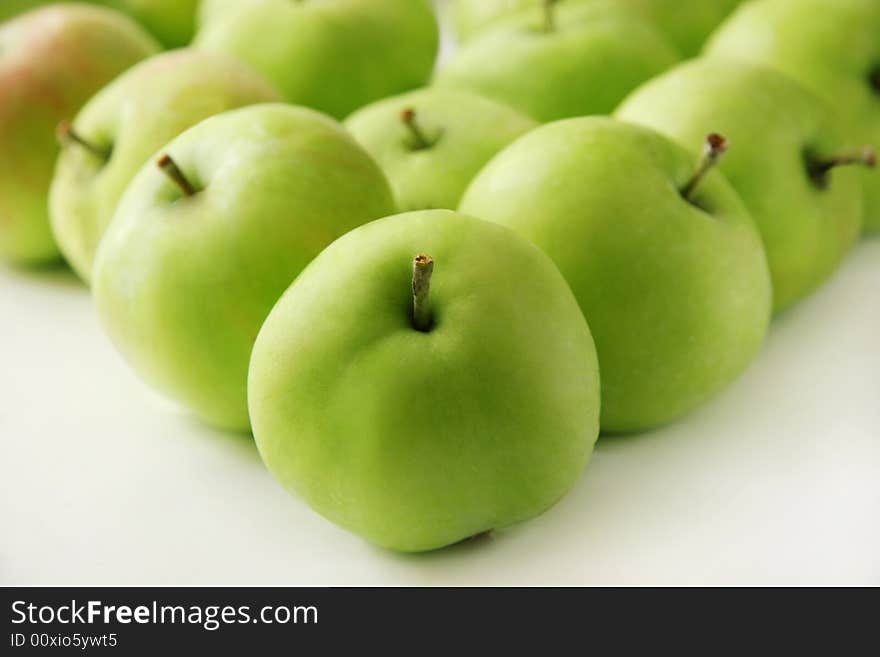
[0,5,159,266]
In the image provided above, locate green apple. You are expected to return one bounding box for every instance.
[248,209,600,551]
[436,0,679,122]
[92,104,397,431]
[624,0,742,57]
[460,117,772,433]
[0,5,159,266]
[197,0,241,26]
[449,0,538,41]
[0,1,199,48]
[194,0,439,120]
[449,0,742,56]
[50,49,281,283]
[0,0,50,23]
[617,59,871,312]
[102,0,200,48]
[705,0,880,232]
[345,88,537,211]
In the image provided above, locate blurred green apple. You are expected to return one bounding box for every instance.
[461,117,772,433]
[705,0,880,232]
[345,88,536,211]
[92,104,397,431]
[436,0,679,122]
[449,0,741,56]
[0,5,158,266]
[625,0,742,57]
[195,0,439,119]
[0,0,49,23]
[51,49,281,283]
[617,59,870,312]
[0,1,199,48]
[449,0,535,41]
[249,209,600,551]
[102,0,200,48]
[197,0,240,26]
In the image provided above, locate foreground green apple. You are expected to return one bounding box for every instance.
[51,49,281,283]
[195,0,439,119]
[705,0,880,232]
[617,59,870,312]
[345,89,537,211]
[436,0,679,122]
[449,0,741,56]
[0,1,198,48]
[0,5,158,266]
[249,209,600,551]
[461,118,772,433]
[93,104,396,431]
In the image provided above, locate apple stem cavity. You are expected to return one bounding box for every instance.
[807,147,877,189]
[543,0,559,33]
[681,133,729,201]
[400,108,442,151]
[869,67,880,94]
[412,254,435,332]
[56,120,110,161]
[157,154,197,197]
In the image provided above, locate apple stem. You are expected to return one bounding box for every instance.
[56,120,110,160]
[412,254,434,332]
[808,147,876,188]
[681,133,729,201]
[869,68,880,94]
[400,108,441,150]
[543,0,559,33]
[157,154,197,197]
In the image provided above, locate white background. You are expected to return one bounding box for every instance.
[2,240,878,586]
[1,2,879,586]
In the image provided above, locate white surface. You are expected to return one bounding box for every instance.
[1,239,879,586]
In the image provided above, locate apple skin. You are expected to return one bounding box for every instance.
[248,209,600,552]
[705,0,880,232]
[50,49,281,283]
[194,0,439,120]
[449,0,742,56]
[624,0,742,57]
[0,0,51,23]
[460,117,772,433]
[0,1,199,48]
[92,104,397,431]
[345,89,537,211]
[0,5,159,267]
[449,0,537,42]
[617,59,865,312]
[104,0,199,48]
[435,1,679,122]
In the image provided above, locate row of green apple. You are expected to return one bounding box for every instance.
[1,0,877,552]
